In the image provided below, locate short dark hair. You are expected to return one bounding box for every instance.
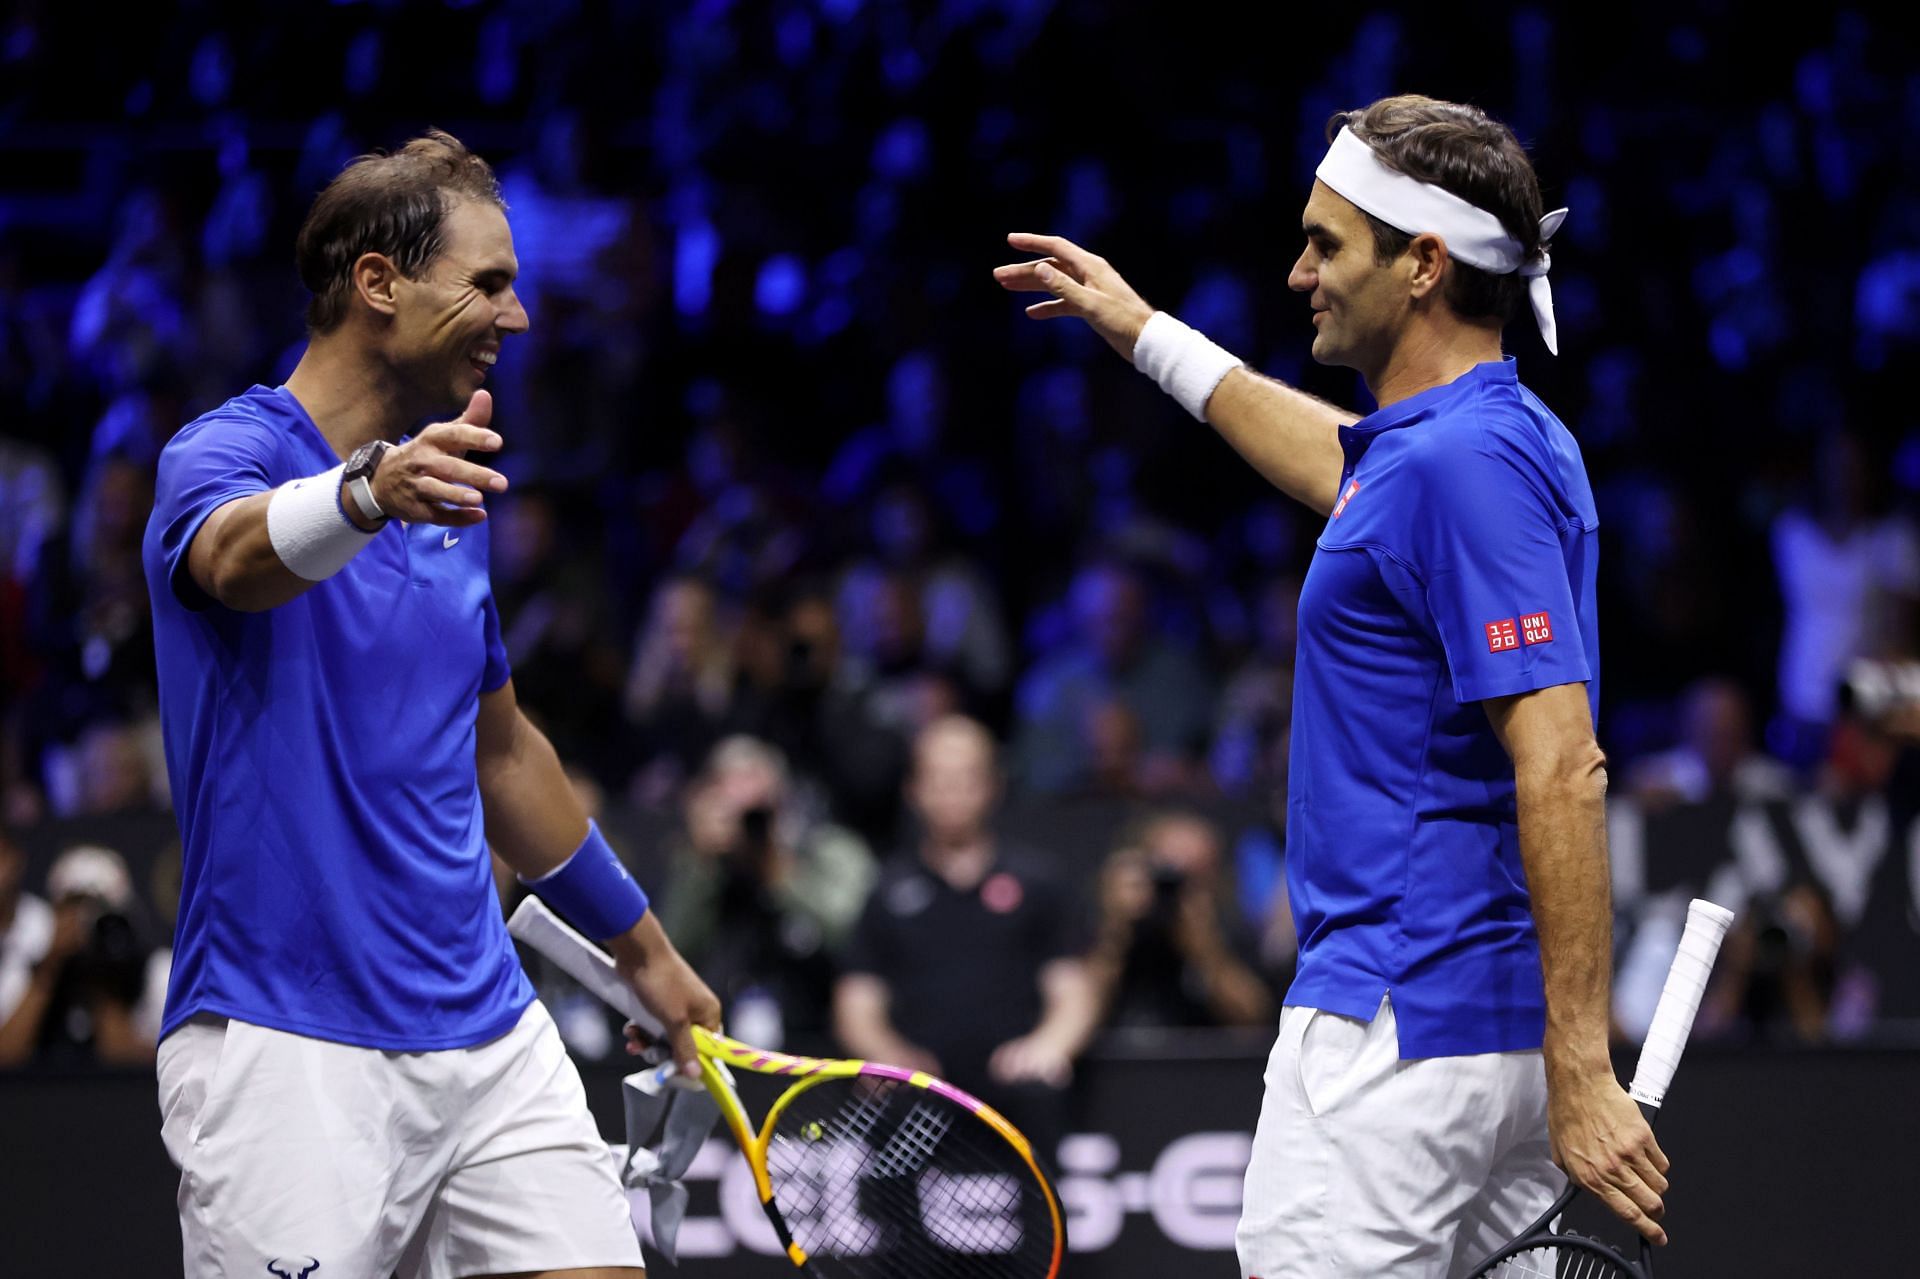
[1327,96,1546,326]
[295,130,504,334]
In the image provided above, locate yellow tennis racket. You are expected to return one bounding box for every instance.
[509,896,1067,1278]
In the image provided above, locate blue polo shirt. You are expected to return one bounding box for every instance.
[142,385,532,1050]
[1284,357,1600,1058]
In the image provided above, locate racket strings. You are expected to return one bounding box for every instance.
[765,1077,1054,1277]
[1477,1238,1637,1279]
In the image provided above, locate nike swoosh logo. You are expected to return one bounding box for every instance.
[443,532,461,549]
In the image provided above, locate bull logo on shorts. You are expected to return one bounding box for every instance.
[266,1258,319,1279]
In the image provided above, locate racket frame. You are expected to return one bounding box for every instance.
[508,896,1066,1277]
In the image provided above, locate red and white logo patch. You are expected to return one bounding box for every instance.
[1485,618,1519,652]
[1330,479,1361,518]
[980,872,1024,915]
[1521,611,1554,645]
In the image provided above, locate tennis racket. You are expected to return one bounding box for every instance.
[1464,897,1735,1278]
[508,895,1067,1278]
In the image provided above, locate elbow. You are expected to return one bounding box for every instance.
[204,564,260,613]
[199,539,273,613]
[1516,743,1609,803]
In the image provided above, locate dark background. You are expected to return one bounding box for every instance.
[3,0,1918,1271]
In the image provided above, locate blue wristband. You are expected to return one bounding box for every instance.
[521,821,650,941]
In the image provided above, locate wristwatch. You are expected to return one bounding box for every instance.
[344,440,393,524]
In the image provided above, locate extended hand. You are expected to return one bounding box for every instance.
[615,921,724,1082]
[366,390,509,527]
[992,233,1155,362]
[1548,1069,1671,1245]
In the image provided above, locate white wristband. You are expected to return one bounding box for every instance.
[1132,310,1243,422]
[266,462,379,582]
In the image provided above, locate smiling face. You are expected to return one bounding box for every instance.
[383,198,529,416]
[1287,180,1418,380]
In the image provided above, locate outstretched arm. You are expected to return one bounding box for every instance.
[994,232,1351,516]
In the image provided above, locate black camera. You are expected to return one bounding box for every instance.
[68,907,148,1002]
[1142,865,1186,934]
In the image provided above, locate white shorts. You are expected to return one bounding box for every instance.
[1236,997,1562,1279]
[156,1000,644,1278]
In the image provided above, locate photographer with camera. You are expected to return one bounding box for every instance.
[657,735,875,1050]
[1089,810,1274,1031]
[0,842,156,1067]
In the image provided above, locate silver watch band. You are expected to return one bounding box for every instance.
[347,472,387,522]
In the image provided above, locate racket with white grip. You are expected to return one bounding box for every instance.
[1465,897,1735,1279]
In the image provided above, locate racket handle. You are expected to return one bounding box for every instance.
[1626,898,1734,1109]
[508,895,665,1036]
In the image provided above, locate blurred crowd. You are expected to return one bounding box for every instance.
[3,1,1919,1091]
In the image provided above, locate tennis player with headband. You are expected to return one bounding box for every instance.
[996,94,1668,1277]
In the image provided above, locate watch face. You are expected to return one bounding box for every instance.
[347,441,384,481]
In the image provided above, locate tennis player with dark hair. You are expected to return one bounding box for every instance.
[998,95,1667,1277]
[142,130,719,1277]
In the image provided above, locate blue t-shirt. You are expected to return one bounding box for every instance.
[142,385,532,1050]
[1284,357,1600,1058]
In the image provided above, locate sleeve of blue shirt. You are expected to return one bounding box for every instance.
[1408,440,1591,704]
[151,415,281,612]
[480,584,511,693]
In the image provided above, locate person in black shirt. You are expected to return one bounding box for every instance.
[834,715,1100,1154]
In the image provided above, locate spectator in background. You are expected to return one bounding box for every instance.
[31,451,159,699]
[1627,676,1796,808]
[0,434,64,591]
[1211,573,1300,795]
[836,715,1101,1154]
[861,474,1014,709]
[489,486,630,787]
[1771,432,1920,756]
[659,736,874,1049]
[1080,696,1149,801]
[1088,810,1273,1031]
[0,843,156,1066]
[1,434,64,825]
[835,562,943,735]
[16,452,161,818]
[1013,560,1213,794]
[821,348,1000,546]
[0,824,54,1043]
[1700,881,1841,1046]
[625,574,738,803]
[70,719,164,817]
[735,586,913,847]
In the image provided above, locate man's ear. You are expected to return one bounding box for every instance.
[1406,232,1450,300]
[351,252,402,319]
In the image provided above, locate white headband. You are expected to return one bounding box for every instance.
[1315,127,1570,354]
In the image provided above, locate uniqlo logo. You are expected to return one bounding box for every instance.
[1521,611,1554,645]
[1331,479,1360,518]
[1485,618,1519,652]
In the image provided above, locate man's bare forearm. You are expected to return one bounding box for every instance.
[1030,959,1103,1057]
[1515,756,1615,1081]
[189,493,350,612]
[834,974,923,1063]
[477,708,590,881]
[1202,367,1352,517]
